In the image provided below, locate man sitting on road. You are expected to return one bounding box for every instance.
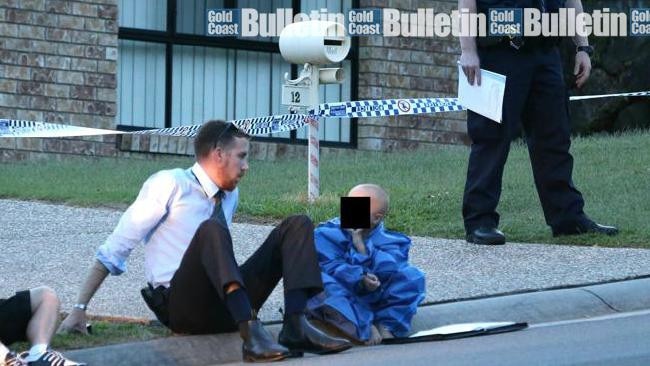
[58,120,351,362]
[1,287,85,366]
[307,184,426,344]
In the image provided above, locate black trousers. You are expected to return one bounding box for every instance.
[462,46,586,234]
[0,290,31,345]
[166,215,323,334]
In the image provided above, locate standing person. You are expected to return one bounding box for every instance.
[1,287,85,366]
[458,0,618,245]
[58,120,351,362]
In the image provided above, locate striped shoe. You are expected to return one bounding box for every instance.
[24,351,85,366]
[2,352,25,366]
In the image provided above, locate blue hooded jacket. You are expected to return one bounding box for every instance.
[307,218,426,341]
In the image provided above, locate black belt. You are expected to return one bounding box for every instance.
[477,36,561,51]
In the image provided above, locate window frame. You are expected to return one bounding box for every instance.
[118,0,359,148]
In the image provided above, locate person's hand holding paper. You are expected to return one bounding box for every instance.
[457,62,506,123]
[459,49,482,86]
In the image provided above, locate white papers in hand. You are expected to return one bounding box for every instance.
[457,63,506,123]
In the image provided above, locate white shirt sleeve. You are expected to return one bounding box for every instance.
[96,170,179,275]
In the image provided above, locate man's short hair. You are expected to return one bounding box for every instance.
[194,120,249,159]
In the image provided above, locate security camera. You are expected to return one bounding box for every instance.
[279,20,351,65]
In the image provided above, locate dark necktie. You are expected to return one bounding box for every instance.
[212,190,228,229]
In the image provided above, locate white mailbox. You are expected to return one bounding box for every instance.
[279,21,351,65]
[279,21,350,109]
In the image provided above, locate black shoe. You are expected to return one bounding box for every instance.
[553,220,619,237]
[466,227,506,245]
[239,319,290,363]
[278,313,352,356]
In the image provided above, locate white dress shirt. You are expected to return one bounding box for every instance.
[96,162,238,288]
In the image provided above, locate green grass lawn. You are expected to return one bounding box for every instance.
[1,130,648,248]
[12,319,170,352]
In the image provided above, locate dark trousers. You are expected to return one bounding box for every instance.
[0,290,31,345]
[166,215,323,334]
[462,46,586,234]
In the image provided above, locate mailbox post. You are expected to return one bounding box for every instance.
[278,21,351,203]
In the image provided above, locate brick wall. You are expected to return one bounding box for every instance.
[0,0,118,161]
[356,0,469,151]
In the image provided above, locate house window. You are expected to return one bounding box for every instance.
[117,0,357,146]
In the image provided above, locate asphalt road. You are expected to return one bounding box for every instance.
[239,310,650,366]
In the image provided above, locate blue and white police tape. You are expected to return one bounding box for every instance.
[314,97,464,119]
[0,113,312,139]
[0,119,127,138]
[313,92,650,119]
[568,91,650,101]
[131,113,311,138]
[1,91,649,138]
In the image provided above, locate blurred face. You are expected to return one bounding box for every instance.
[214,137,249,191]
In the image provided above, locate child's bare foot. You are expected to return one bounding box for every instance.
[365,323,394,345]
[365,324,383,345]
[376,323,394,340]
